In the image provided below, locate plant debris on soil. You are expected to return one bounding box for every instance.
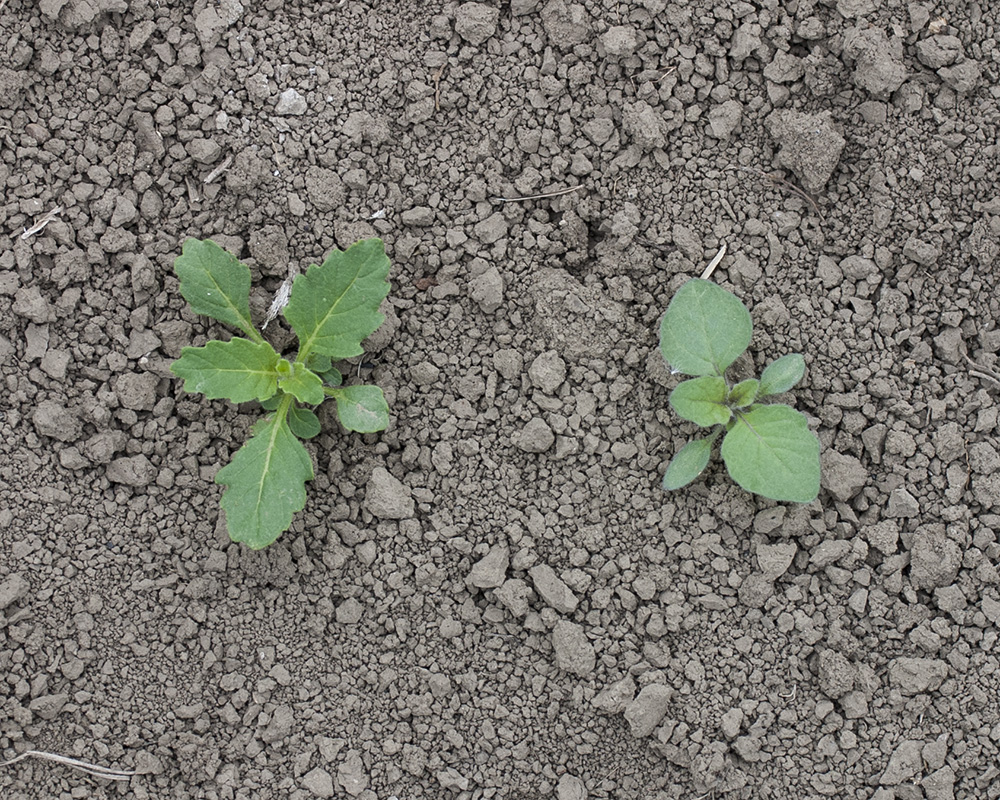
[2,1,1000,799]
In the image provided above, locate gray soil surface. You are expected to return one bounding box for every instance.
[2,0,1000,798]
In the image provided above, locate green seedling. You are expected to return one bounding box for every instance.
[659,278,820,503]
[170,237,392,549]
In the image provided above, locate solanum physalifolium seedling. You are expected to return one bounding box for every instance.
[659,278,820,503]
[170,237,391,549]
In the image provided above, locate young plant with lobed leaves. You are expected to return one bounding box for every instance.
[170,238,391,549]
[659,278,820,503]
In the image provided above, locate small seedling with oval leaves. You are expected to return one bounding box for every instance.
[171,237,392,549]
[659,278,820,503]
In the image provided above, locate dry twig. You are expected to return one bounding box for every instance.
[0,750,136,782]
[20,207,64,239]
[964,355,1000,389]
[491,185,583,203]
[730,166,822,218]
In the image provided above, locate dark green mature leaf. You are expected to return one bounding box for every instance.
[669,376,731,427]
[174,239,261,341]
[758,353,806,397]
[329,385,390,433]
[171,338,280,402]
[728,379,760,408]
[721,405,820,503]
[278,362,325,406]
[663,437,715,490]
[285,238,391,361]
[659,279,752,377]
[287,405,321,439]
[217,412,314,549]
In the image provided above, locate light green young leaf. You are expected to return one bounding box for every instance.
[284,238,391,362]
[287,405,321,439]
[659,279,752,377]
[728,378,760,408]
[663,436,715,490]
[328,385,390,433]
[171,338,280,402]
[174,239,261,342]
[217,411,314,549]
[669,376,731,427]
[721,404,820,503]
[278,362,325,406]
[758,353,806,397]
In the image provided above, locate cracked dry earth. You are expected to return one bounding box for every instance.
[2,0,1000,798]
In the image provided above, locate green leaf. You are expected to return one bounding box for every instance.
[260,394,282,411]
[305,353,332,373]
[669,376,731,427]
[721,405,820,503]
[659,279,752,377]
[284,238,391,361]
[174,238,261,342]
[287,405,321,439]
[663,437,715,490]
[758,353,806,397]
[319,367,343,387]
[278,362,325,405]
[171,338,280,402]
[728,379,760,408]
[328,385,390,433]
[216,410,314,549]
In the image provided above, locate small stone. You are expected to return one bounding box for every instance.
[275,88,307,116]
[13,286,53,323]
[302,767,335,798]
[766,110,846,193]
[260,704,294,743]
[863,520,899,555]
[106,455,157,487]
[468,545,509,589]
[363,467,414,519]
[454,2,499,45]
[880,739,923,785]
[186,137,222,164]
[810,540,851,568]
[474,212,507,244]
[886,487,920,518]
[707,99,743,140]
[0,573,30,610]
[622,100,664,151]
[436,768,469,792]
[720,708,744,740]
[115,371,159,411]
[28,693,69,720]
[820,451,867,501]
[888,657,948,696]
[528,351,567,393]
[909,528,961,589]
[922,766,956,800]
[592,675,636,714]
[494,579,532,617]
[336,598,363,625]
[514,418,554,453]
[756,542,796,579]
[600,25,637,57]
[623,684,673,737]
[551,620,595,677]
[816,650,857,699]
[938,61,981,94]
[737,573,774,608]
[337,750,368,796]
[556,773,588,800]
[528,564,578,613]
[469,266,503,313]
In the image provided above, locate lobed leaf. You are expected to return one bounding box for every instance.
[284,238,391,361]
[216,411,314,549]
[171,338,280,402]
[669,376,731,427]
[174,239,260,341]
[728,379,760,408]
[663,437,715,491]
[287,405,321,439]
[758,353,806,397]
[329,385,390,433]
[278,362,325,406]
[720,405,820,503]
[659,279,752,377]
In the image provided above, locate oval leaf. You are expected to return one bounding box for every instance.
[669,376,731,427]
[284,238,391,361]
[278,362,325,406]
[663,437,715,490]
[287,405,321,439]
[174,239,260,341]
[329,385,390,433]
[728,378,760,408]
[171,338,280,402]
[758,353,806,397]
[217,412,314,549]
[721,405,820,503]
[659,279,752,377]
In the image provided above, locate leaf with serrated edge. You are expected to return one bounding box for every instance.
[663,437,715,490]
[287,405,321,439]
[217,412,314,549]
[174,239,260,341]
[284,238,391,361]
[278,362,325,405]
[758,353,806,397]
[660,279,752,377]
[721,404,820,503]
[171,338,280,402]
[669,376,731,427]
[329,385,390,433]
